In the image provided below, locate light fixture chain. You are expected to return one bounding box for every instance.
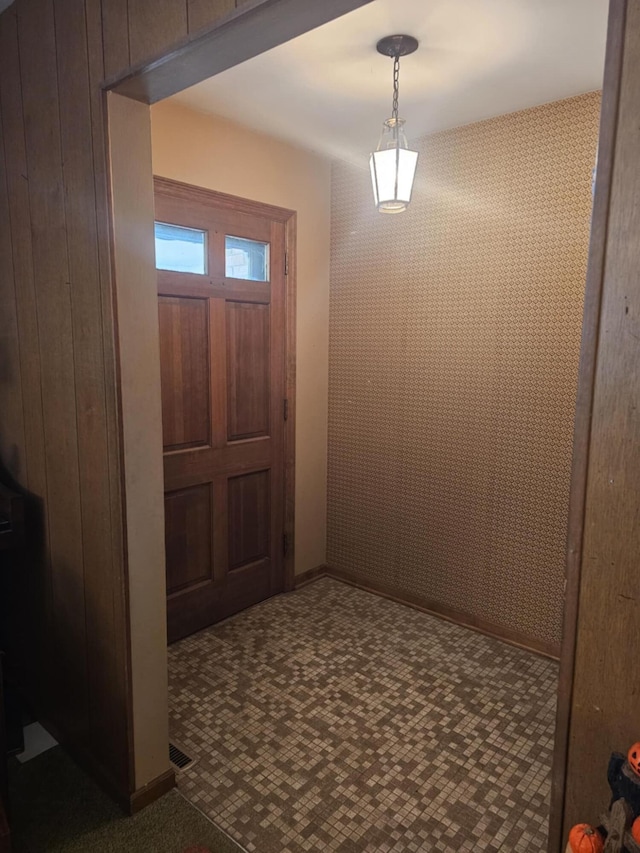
[392,54,400,123]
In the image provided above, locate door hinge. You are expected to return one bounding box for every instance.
[283,398,289,421]
[284,251,289,276]
[283,533,289,557]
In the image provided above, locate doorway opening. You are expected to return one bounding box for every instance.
[106,1,615,851]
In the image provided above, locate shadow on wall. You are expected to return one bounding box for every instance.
[0,333,48,727]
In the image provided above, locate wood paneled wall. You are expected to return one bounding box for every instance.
[0,0,372,805]
[558,0,640,838]
[104,0,268,79]
[0,0,131,796]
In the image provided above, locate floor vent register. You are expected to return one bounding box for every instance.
[169,742,194,771]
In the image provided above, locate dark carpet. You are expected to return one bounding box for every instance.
[8,747,244,853]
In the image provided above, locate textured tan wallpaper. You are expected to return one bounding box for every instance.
[327,92,601,653]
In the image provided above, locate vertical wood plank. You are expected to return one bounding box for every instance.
[86,0,133,790]
[17,0,88,741]
[54,0,130,788]
[128,0,188,68]
[101,0,131,79]
[0,7,52,718]
[563,0,640,836]
[0,97,26,486]
[0,9,47,500]
[187,0,234,34]
[549,2,627,850]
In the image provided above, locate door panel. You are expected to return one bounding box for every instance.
[226,302,270,441]
[164,483,213,595]
[228,470,270,571]
[155,178,290,642]
[159,296,210,451]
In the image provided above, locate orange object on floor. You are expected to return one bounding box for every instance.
[628,743,640,778]
[567,824,604,853]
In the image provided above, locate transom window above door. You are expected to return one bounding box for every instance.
[154,222,270,284]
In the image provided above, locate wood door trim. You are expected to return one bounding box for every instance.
[157,275,271,304]
[283,213,297,593]
[105,0,375,104]
[154,176,297,594]
[154,176,295,224]
[127,768,176,815]
[548,3,627,851]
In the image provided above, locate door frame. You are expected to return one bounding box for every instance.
[104,0,624,845]
[547,3,627,849]
[153,175,298,596]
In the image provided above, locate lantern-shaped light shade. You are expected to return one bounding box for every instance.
[369,118,418,214]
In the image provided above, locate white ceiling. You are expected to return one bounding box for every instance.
[172,0,609,164]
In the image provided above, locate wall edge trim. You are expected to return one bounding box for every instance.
[293,564,328,589]
[128,768,176,815]
[299,566,560,661]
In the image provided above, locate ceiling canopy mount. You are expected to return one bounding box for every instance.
[375,34,419,59]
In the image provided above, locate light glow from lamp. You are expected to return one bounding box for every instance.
[370,118,419,214]
[370,35,419,214]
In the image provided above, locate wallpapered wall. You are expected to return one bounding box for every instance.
[327,92,601,654]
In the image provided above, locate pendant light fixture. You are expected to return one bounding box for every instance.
[370,35,419,214]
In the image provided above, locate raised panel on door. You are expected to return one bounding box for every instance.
[226,301,270,441]
[228,469,270,571]
[159,296,210,451]
[164,483,213,596]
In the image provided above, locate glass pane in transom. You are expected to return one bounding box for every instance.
[155,222,207,274]
[225,236,269,282]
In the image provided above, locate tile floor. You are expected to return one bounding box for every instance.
[168,578,558,853]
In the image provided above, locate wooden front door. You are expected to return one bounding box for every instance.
[154,178,294,643]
